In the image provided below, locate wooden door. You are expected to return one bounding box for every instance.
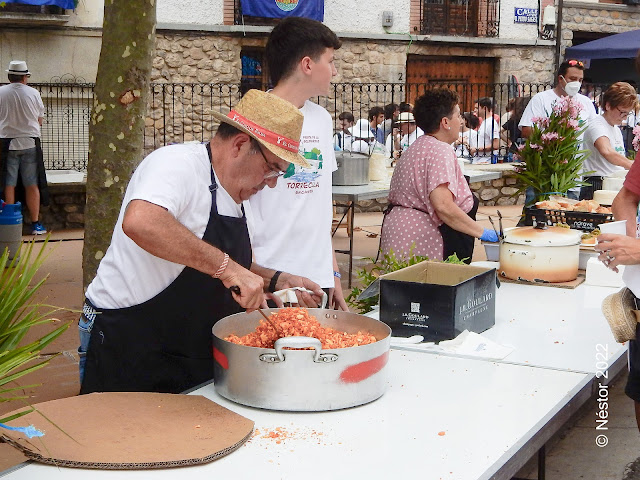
[405,55,495,113]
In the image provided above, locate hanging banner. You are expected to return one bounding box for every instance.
[240,0,324,21]
[4,0,76,9]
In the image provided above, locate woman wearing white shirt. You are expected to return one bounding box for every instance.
[581,82,637,200]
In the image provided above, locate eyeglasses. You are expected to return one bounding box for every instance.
[256,144,286,179]
[616,106,632,117]
[567,60,585,68]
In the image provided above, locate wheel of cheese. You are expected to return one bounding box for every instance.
[602,177,624,192]
[593,189,618,206]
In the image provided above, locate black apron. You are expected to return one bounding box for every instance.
[0,137,50,206]
[80,145,252,394]
[438,193,480,264]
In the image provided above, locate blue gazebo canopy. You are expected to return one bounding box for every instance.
[565,29,640,60]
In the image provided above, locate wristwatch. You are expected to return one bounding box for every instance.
[334,271,342,278]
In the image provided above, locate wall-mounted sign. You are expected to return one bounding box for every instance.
[514,7,538,24]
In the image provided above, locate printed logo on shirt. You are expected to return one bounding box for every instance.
[284,146,324,195]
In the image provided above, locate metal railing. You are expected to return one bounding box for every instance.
[3,81,635,170]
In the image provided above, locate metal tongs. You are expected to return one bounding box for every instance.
[488,210,505,241]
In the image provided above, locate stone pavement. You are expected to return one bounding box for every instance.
[1,210,639,478]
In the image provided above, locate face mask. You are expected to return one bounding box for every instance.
[561,76,581,97]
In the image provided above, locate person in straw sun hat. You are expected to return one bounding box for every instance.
[79,89,324,395]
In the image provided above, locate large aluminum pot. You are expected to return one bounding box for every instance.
[498,226,582,283]
[332,152,370,186]
[212,309,391,411]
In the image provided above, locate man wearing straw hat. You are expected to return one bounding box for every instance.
[79,90,324,394]
[245,17,348,310]
[0,60,48,234]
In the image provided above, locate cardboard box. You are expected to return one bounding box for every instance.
[379,261,496,341]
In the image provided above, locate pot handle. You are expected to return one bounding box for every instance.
[261,337,339,363]
[507,248,536,259]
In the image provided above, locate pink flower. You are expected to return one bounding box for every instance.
[568,119,580,130]
[633,125,640,136]
[541,132,559,142]
[529,143,542,150]
[560,159,568,164]
[517,144,526,151]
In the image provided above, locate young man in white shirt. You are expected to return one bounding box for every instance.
[519,59,598,201]
[245,17,348,310]
[469,97,500,164]
[333,111,354,151]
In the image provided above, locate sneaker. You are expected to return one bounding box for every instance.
[32,222,47,235]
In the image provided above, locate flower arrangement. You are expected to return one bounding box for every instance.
[632,125,640,153]
[514,96,591,204]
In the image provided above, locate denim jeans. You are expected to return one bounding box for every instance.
[5,148,38,186]
[77,305,95,384]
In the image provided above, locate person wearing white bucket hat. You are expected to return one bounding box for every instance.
[79,89,324,394]
[348,118,376,154]
[0,60,48,235]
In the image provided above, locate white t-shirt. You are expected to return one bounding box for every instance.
[385,127,424,156]
[0,83,44,150]
[519,90,597,136]
[583,114,627,177]
[245,100,338,288]
[519,90,597,191]
[468,118,500,164]
[86,143,241,309]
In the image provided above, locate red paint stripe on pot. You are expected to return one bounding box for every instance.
[339,351,389,383]
[213,347,228,370]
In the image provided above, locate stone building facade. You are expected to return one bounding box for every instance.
[562,1,640,53]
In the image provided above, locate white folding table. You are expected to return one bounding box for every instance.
[1,350,591,480]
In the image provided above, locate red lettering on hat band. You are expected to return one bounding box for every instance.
[227,111,299,153]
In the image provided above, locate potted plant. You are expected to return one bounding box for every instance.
[0,239,70,436]
[514,96,592,204]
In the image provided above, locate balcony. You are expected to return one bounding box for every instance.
[0,3,69,26]
[420,0,500,37]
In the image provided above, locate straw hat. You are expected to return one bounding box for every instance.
[349,119,375,139]
[601,287,639,343]
[6,60,30,76]
[212,89,309,168]
[395,112,415,124]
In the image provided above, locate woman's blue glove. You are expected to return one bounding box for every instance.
[480,228,499,242]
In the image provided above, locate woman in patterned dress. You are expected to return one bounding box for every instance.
[380,89,499,263]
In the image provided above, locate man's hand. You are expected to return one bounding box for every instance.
[595,233,640,272]
[219,261,266,311]
[276,272,324,307]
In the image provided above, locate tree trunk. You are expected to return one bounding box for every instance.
[82,1,156,290]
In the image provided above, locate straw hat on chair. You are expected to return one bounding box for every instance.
[601,287,640,343]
